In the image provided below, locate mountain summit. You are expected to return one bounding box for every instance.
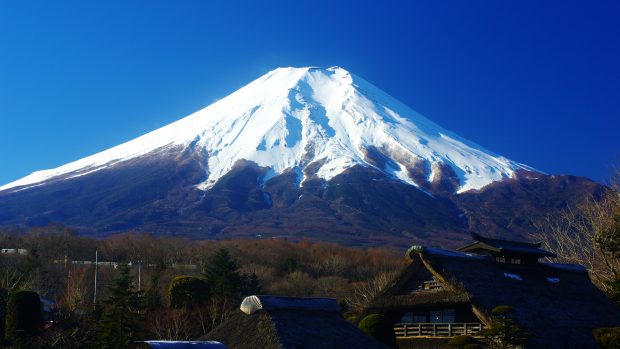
[1,66,529,194]
[0,67,598,247]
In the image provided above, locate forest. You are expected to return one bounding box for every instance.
[0,227,403,347]
[0,173,617,348]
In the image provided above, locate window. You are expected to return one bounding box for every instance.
[429,308,455,323]
[430,310,442,323]
[443,308,455,323]
[413,314,427,322]
[495,256,506,263]
[510,258,522,265]
[401,312,426,323]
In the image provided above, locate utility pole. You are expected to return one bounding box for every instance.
[138,261,141,291]
[93,250,98,310]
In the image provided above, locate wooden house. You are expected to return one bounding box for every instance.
[364,233,620,348]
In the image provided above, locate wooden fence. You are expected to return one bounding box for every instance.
[394,323,485,338]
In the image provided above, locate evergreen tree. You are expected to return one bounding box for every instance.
[98,263,144,348]
[481,305,529,349]
[203,249,242,300]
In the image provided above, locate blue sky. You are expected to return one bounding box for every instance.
[0,0,618,185]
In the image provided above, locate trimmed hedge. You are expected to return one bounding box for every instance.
[5,290,42,343]
[168,275,210,308]
[358,314,397,347]
[0,289,7,342]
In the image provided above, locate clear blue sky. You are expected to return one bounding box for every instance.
[1,1,618,185]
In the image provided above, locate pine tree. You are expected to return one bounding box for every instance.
[481,305,529,349]
[203,249,242,300]
[98,263,144,348]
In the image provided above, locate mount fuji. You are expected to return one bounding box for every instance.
[0,67,600,247]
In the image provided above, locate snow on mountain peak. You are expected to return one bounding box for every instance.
[0,66,532,193]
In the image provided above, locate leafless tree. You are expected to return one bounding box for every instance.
[148,308,196,340]
[535,169,620,292]
[346,270,398,313]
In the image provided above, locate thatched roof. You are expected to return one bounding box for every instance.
[135,341,226,349]
[458,233,556,258]
[204,296,390,349]
[240,295,341,314]
[371,245,620,348]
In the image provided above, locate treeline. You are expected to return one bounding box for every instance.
[0,227,404,347]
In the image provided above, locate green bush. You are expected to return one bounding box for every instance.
[447,335,480,348]
[358,314,396,348]
[593,327,620,348]
[168,275,210,308]
[5,290,42,344]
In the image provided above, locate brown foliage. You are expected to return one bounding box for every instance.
[0,228,402,343]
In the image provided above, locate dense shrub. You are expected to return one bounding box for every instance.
[168,275,209,308]
[358,313,396,347]
[593,327,620,348]
[5,290,42,344]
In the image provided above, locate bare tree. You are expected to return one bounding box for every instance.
[346,270,398,313]
[535,169,620,292]
[148,308,196,340]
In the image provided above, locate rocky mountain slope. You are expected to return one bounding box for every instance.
[0,67,601,247]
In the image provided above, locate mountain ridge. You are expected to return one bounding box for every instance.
[0,66,598,248]
[1,66,531,195]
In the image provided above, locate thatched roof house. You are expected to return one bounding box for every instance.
[204,295,390,349]
[364,233,620,348]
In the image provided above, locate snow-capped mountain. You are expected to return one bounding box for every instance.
[0,67,599,247]
[1,67,530,194]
